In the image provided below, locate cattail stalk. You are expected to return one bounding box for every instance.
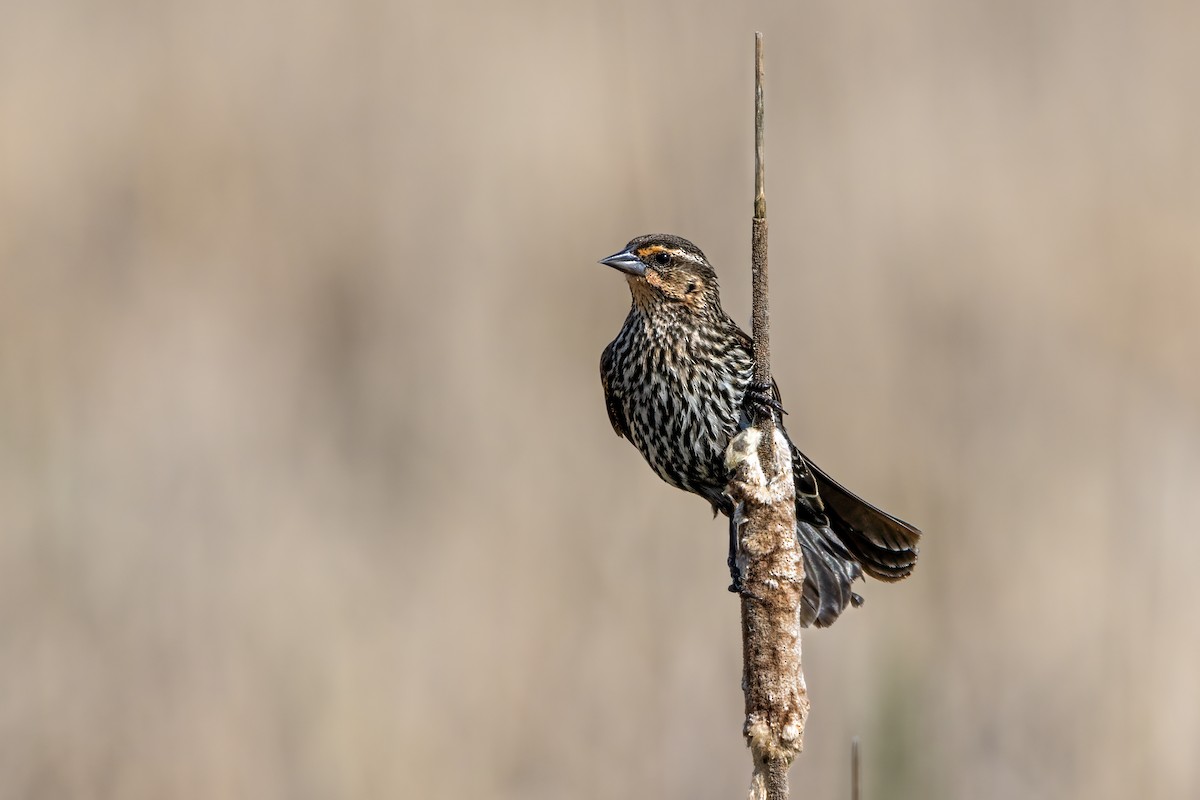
[725,32,808,800]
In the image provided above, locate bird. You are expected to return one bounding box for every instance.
[598,233,920,627]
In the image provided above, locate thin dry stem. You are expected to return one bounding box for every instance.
[852,737,862,800]
[750,33,770,392]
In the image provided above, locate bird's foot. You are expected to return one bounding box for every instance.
[744,380,786,422]
[727,555,747,595]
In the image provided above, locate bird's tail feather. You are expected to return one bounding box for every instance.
[790,448,922,627]
[806,457,921,582]
[796,519,864,628]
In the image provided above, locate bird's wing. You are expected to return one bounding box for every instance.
[788,440,826,519]
[599,342,630,440]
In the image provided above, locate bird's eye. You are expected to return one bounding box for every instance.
[686,280,698,293]
[653,251,671,266]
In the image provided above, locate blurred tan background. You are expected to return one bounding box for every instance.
[2,0,1198,798]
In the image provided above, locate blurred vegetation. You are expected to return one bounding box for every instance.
[2,1,1198,798]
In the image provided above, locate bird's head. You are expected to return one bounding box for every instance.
[599,234,721,314]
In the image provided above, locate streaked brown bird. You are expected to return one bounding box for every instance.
[598,234,920,627]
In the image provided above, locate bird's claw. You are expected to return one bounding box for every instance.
[727,555,747,595]
[744,380,786,421]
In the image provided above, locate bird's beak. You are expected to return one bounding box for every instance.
[599,249,646,277]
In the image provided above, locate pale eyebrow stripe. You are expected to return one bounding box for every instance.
[637,244,705,266]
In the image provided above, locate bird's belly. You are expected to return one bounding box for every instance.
[625,377,740,495]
